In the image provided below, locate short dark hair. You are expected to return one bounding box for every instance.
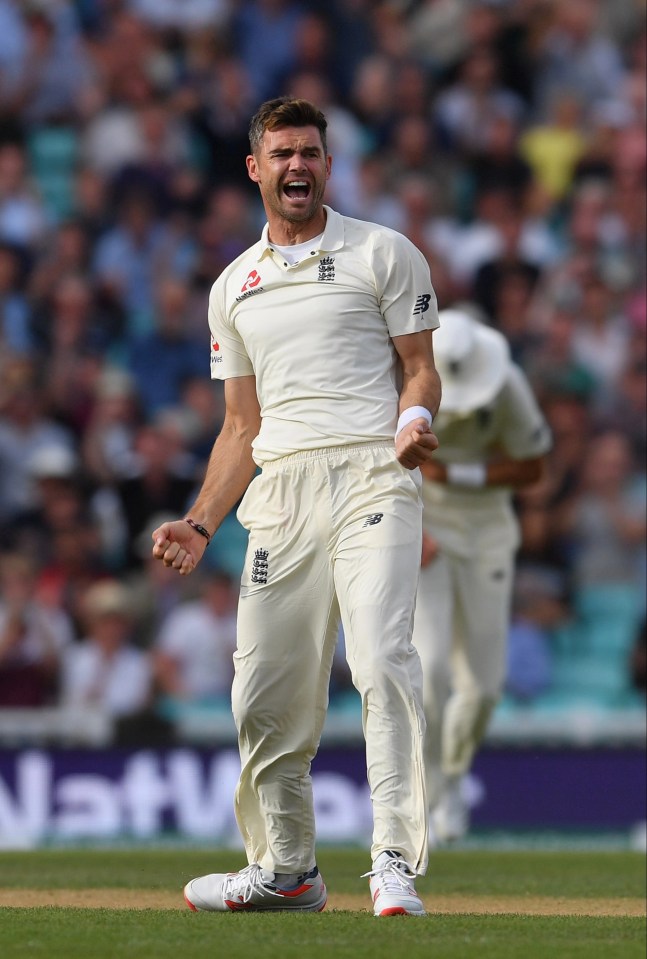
[248,97,328,155]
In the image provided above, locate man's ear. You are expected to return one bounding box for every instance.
[246,154,260,184]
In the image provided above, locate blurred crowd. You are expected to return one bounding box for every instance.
[0,0,645,739]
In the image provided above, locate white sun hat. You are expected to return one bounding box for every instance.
[434,307,510,415]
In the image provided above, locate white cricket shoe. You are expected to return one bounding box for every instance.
[363,851,426,917]
[432,777,469,842]
[184,863,327,913]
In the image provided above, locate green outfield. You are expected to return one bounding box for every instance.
[0,848,644,959]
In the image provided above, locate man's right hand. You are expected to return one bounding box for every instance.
[421,530,439,567]
[152,520,209,576]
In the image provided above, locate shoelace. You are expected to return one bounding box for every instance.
[361,858,416,893]
[222,864,268,903]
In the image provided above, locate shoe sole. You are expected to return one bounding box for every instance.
[375,905,427,916]
[184,885,327,913]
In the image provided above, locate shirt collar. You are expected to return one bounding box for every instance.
[256,205,344,261]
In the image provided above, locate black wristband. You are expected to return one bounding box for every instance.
[185,518,211,544]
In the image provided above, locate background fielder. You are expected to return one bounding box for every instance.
[412,307,552,842]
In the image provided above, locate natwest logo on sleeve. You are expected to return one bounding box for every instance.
[241,270,261,293]
[210,338,223,365]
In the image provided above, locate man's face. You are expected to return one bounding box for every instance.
[246,125,331,224]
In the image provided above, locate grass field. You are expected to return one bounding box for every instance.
[0,847,644,959]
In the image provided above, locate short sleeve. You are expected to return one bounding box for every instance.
[372,230,440,337]
[208,281,254,381]
[498,365,552,459]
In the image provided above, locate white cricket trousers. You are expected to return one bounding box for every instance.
[233,443,428,875]
[412,545,514,809]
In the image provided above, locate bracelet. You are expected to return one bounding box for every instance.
[446,462,487,488]
[396,406,433,438]
[185,518,212,543]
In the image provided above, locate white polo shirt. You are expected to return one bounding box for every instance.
[421,364,552,555]
[208,206,439,465]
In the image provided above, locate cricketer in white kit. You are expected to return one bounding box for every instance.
[153,97,441,916]
[412,308,552,842]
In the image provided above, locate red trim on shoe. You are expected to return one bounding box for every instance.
[378,906,408,916]
[224,898,254,910]
[275,882,315,898]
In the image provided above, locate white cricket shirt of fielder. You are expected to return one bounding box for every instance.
[208,205,439,465]
[421,364,552,556]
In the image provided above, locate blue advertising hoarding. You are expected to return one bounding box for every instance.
[0,745,644,847]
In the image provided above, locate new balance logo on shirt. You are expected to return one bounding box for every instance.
[413,294,431,315]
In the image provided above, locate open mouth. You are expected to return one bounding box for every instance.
[283,180,311,200]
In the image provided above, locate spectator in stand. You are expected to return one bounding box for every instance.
[231,0,308,103]
[433,44,526,155]
[467,110,534,204]
[0,550,75,707]
[191,184,262,307]
[336,151,403,231]
[92,188,196,335]
[3,443,110,627]
[556,430,646,601]
[0,2,96,126]
[533,0,627,123]
[0,141,48,252]
[81,366,142,485]
[597,356,646,468]
[0,241,32,355]
[554,429,646,699]
[0,362,76,525]
[127,0,230,33]
[348,53,398,151]
[177,54,258,195]
[505,567,566,705]
[442,186,556,293]
[112,418,199,569]
[31,273,121,434]
[153,569,238,715]
[28,218,95,305]
[108,93,195,215]
[79,13,175,178]
[179,375,225,469]
[470,198,542,324]
[520,92,588,203]
[60,578,153,720]
[525,298,597,403]
[125,276,206,417]
[570,270,631,406]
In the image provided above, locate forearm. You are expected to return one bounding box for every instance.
[422,456,544,489]
[0,616,26,661]
[398,358,442,420]
[188,418,258,536]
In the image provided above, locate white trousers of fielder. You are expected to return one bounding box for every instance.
[233,443,428,875]
[412,542,514,810]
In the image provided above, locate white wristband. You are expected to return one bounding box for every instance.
[396,406,433,438]
[447,462,487,488]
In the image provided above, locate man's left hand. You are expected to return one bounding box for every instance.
[396,417,439,469]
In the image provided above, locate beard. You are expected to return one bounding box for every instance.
[265,179,327,224]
